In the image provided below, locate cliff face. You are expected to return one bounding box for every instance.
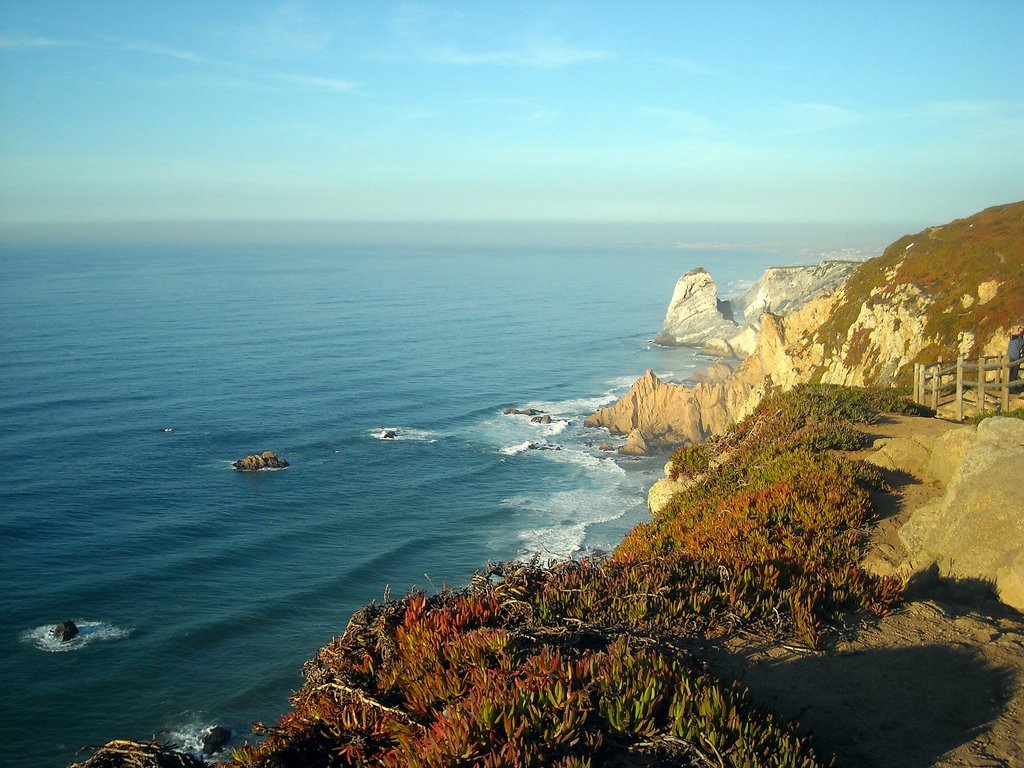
[654,261,859,357]
[591,202,1024,454]
[806,201,1024,386]
[736,261,859,322]
[652,267,736,346]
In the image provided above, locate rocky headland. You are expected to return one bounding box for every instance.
[594,201,1024,457]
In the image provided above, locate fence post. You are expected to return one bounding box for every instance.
[955,356,964,421]
[978,357,987,416]
[1002,354,1011,412]
[931,359,941,410]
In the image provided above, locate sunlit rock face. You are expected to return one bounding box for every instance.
[655,261,858,356]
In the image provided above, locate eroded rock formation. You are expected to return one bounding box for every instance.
[590,203,1024,456]
[654,261,858,354]
[233,450,289,471]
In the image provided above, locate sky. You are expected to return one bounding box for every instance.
[1,1,1022,234]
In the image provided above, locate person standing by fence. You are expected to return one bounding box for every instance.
[1009,325,1024,384]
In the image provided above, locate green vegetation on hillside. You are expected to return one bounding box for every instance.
[188,385,921,768]
[810,201,1024,385]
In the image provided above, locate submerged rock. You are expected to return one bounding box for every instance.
[233,450,289,471]
[505,407,543,416]
[53,620,79,642]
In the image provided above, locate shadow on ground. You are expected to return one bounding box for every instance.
[699,640,1015,767]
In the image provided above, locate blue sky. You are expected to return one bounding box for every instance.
[1,1,1022,230]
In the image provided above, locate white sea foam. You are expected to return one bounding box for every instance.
[370,427,439,443]
[499,441,533,456]
[162,718,232,760]
[22,620,131,653]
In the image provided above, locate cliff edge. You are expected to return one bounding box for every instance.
[591,201,1024,454]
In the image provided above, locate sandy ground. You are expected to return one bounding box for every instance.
[688,415,1024,768]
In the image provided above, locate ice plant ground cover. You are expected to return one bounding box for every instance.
[108,384,924,768]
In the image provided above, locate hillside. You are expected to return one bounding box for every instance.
[809,201,1024,386]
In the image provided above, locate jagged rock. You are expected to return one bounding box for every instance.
[654,261,857,353]
[382,430,398,439]
[202,725,232,755]
[619,428,649,455]
[53,620,78,642]
[899,417,1024,610]
[531,415,553,424]
[735,261,859,322]
[233,451,289,471]
[505,407,542,416]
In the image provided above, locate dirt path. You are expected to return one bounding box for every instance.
[690,415,1024,767]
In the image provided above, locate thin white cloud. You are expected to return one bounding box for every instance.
[426,41,614,69]
[0,33,77,49]
[781,102,866,133]
[278,73,358,93]
[237,2,333,59]
[119,40,211,64]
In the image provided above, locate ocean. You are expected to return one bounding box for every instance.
[0,232,881,765]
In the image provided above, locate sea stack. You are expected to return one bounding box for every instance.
[233,451,289,471]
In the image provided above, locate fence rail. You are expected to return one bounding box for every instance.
[913,354,1023,419]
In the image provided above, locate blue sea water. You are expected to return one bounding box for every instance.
[0,235,876,765]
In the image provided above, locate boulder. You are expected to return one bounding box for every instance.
[899,417,1024,610]
[382,430,398,439]
[202,726,232,755]
[619,428,649,456]
[53,620,79,642]
[531,415,553,424]
[233,451,289,471]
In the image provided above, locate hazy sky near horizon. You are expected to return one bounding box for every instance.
[1,1,1022,229]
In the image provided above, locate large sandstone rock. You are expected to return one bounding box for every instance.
[233,450,289,471]
[655,261,857,354]
[899,417,1024,610]
[653,267,736,346]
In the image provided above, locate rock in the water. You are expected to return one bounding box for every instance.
[382,430,398,439]
[53,620,79,642]
[505,407,542,416]
[654,267,737,346]
[619,428,649,456]
[598,442,614,452]
[202,726,232,755]
[899,417,1024,610]
[233,451,289,471]
[531,414,553,424]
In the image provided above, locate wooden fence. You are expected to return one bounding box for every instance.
[913,354,1024,419]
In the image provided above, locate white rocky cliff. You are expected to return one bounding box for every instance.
[654,261,859,358]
